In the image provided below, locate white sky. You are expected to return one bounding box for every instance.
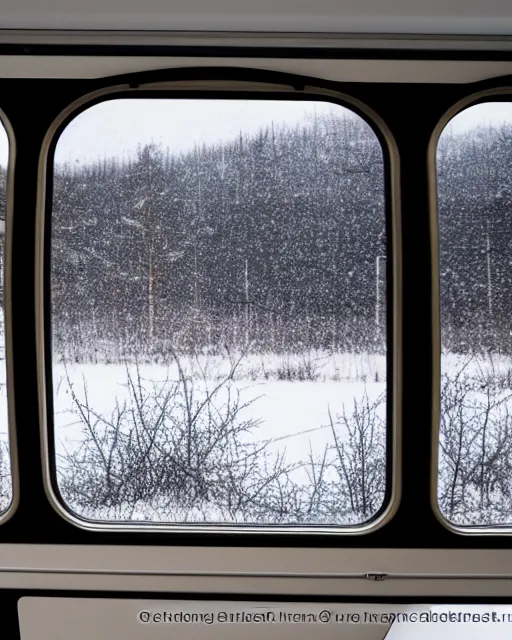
[51,100,512,165]
[54,99,342,165]
[443,102,512,136]
[0,99,510,167]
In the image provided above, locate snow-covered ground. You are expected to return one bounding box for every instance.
[442,352,512,379]
[3,348,512,523]
[52,351,387,466]
[47,351,512,461]
[49,351,387,523]
[0,309,11,512]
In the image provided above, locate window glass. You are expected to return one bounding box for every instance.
[0,122,11,514]
[438,102,512,527]
[50,98,387,526]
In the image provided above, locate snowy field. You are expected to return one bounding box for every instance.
[52,351,387,468]
[0,312,10,513]
[2,347,511,524]
[0,312,7,444]
[51,351,512,467]
[45,351,387,523]
[442,352,512,382]
[48,350,512,524]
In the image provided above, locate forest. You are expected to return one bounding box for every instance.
[0,109,512,526]
[47,115,512,360]
[51,111,386,362]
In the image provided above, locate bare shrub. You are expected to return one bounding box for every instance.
[58,355,296,523]
[272,392,387,526]
[327,392,386,521]
[58,361,388,525]
[438,357,512,525]
[275,351,322,382]
[0,441,11,512]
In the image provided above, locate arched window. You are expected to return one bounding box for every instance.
[436,101,512,528]
[0,117,13,518]
[47,96,392,530]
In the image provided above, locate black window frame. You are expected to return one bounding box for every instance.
[430,87,512,535]
[0,59,510,547]
[38,80,401,535]
[0,106,19,526]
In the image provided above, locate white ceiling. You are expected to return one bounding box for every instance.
[0,2,511,80]
[2,56,512,82]
[0,0,512,34]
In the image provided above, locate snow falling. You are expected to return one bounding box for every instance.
[1,100,512,527]
[50,103,388,525]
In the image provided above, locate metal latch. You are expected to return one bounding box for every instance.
[365,572,388,581]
